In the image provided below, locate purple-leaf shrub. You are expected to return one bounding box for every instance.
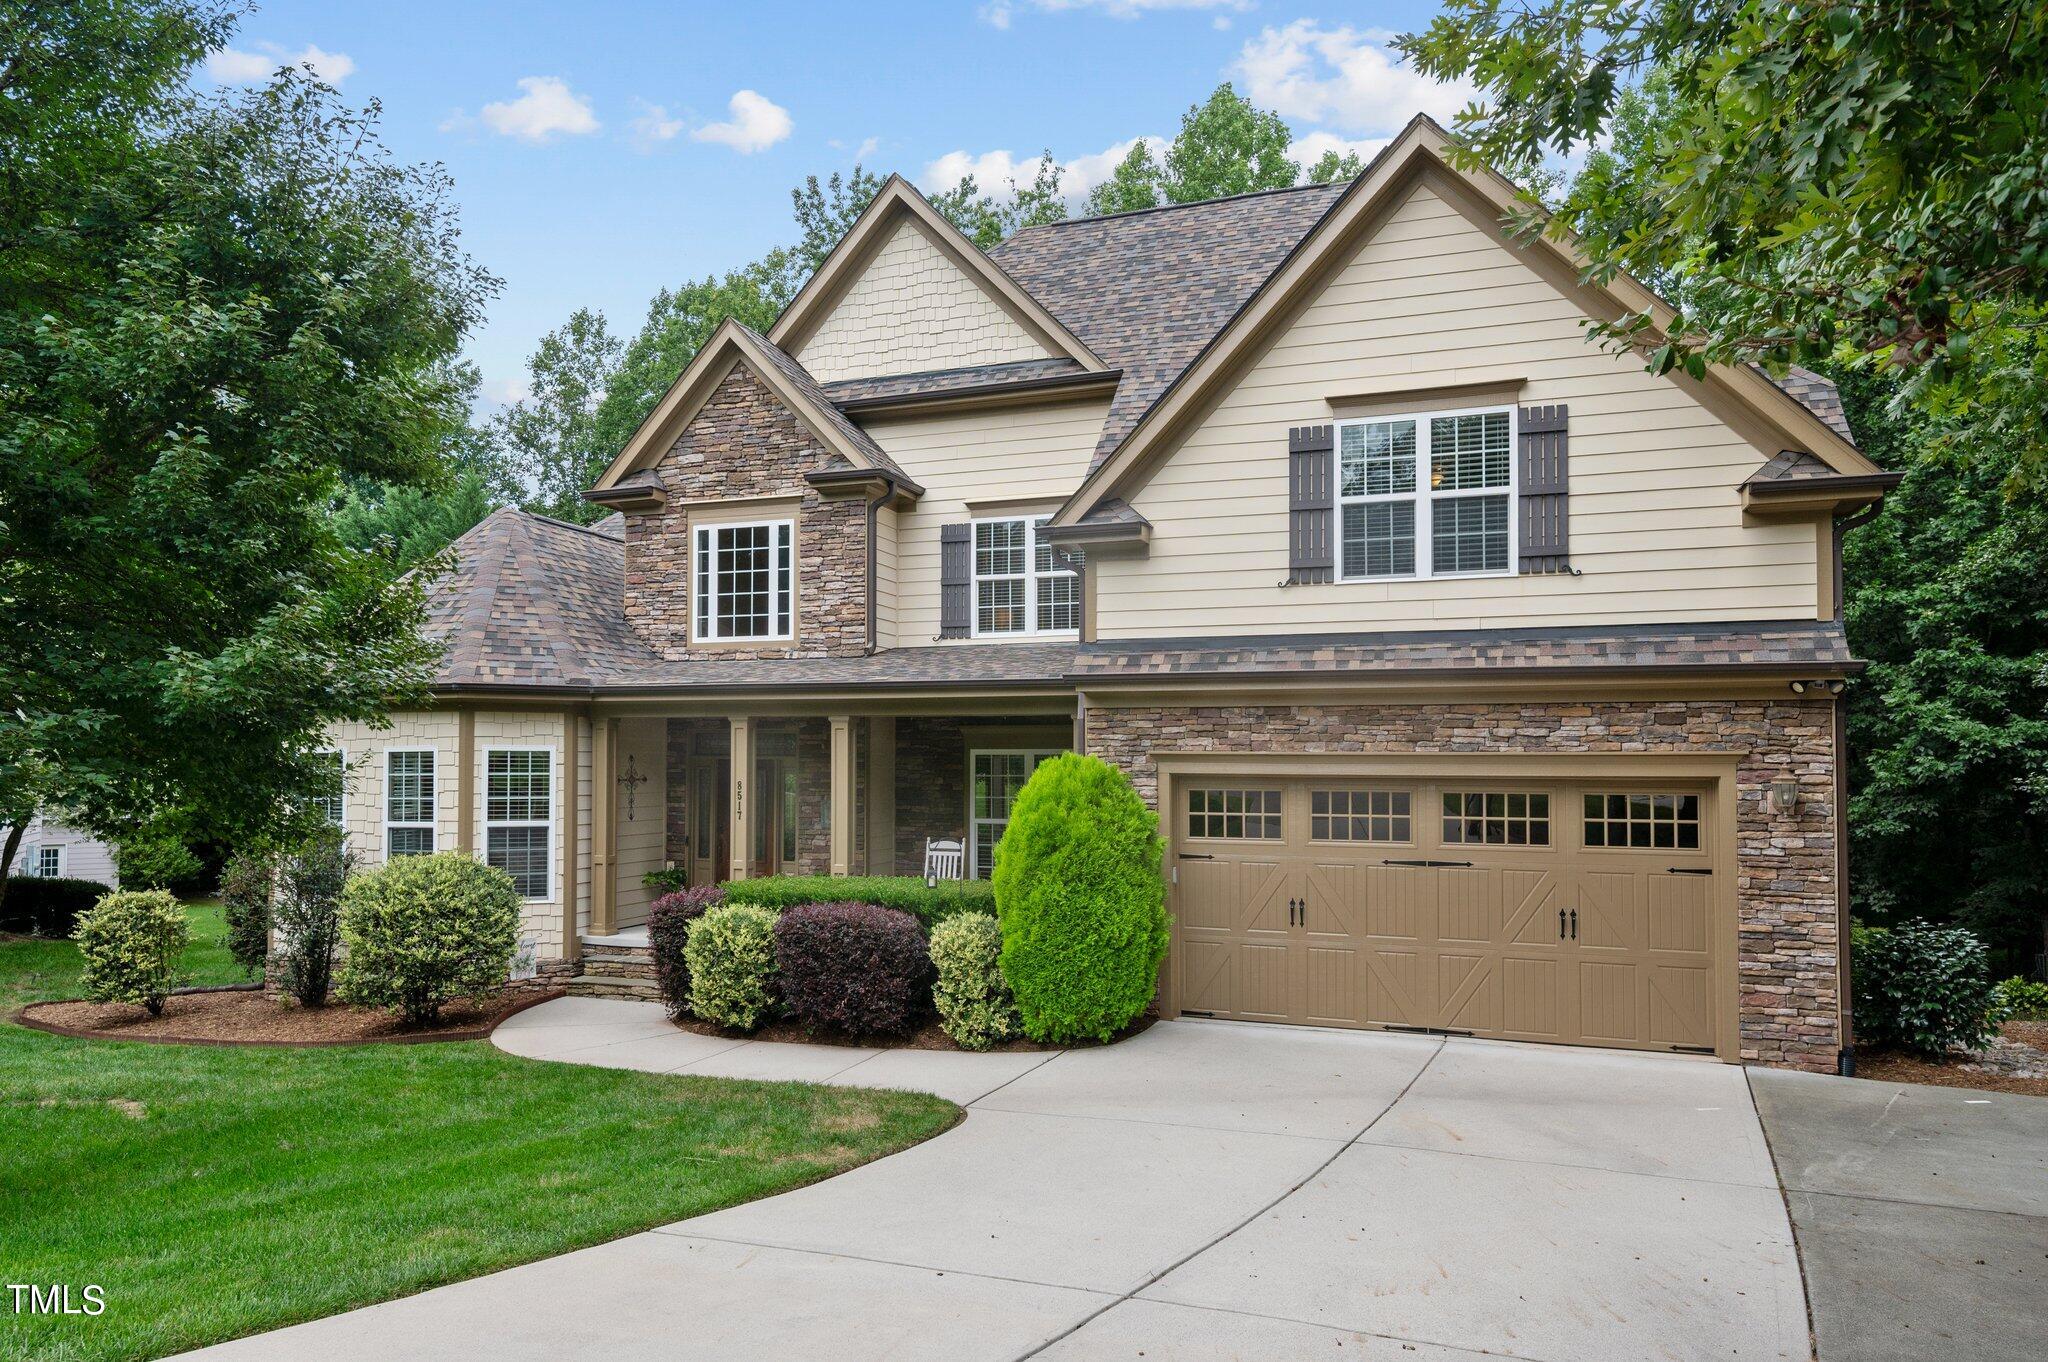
[647,885,724,1019]
[772,901,932,1037]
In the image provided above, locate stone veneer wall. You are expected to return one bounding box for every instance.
[893,718,970,872]
[1085,699,1841,1073]
[622,362,867,660]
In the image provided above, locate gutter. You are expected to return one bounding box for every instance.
[830,368,1122,416]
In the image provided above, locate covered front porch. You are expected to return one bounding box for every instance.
[580,694,1081,942]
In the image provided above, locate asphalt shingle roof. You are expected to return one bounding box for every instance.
[731,322,914,483]
[819,358,1091,405]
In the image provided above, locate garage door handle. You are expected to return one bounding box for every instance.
[1569,908,1578,940]
[1558,907,1566,940]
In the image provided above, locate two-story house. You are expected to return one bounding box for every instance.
[321,118,1896,1072]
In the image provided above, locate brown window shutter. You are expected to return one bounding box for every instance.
[1518,405,1569,574]
[1288,424,1335,583]
[939,522,972,637]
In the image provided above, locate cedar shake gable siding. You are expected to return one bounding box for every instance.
[622,361,868,660]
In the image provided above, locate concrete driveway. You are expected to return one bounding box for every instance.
[1751,1069,2048,1362]
[178,1001,1808,1361]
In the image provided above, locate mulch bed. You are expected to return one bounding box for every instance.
[666,1011,1155,1053]
[16,987,562,1047]
[1854,1019,2048,1098]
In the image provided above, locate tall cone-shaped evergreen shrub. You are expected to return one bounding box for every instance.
[992,753,1167,1043]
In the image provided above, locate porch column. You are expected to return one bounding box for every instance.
[829,715,854,877]
[561,711,580,963]
[456,709,476,854]
[728,716,753,880]
[591,715,616,936]
[866,716,896,876]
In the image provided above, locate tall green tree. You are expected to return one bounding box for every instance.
[1304,148,1368,184]
[1399,0,2048,498]
[1161,83,1301,203]
[1085,140,1167,215]
[0,1,494,863]
[790,166,886,280]
[491,308,621,523]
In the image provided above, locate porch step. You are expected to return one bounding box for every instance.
[580,947,656,982]
[567,973,662,1001]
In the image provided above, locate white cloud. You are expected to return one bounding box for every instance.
[1288,130,1390,172]
[469,76,601,143]
[920,134,1168,203]
[980,1,1014,28]
[1212,15,1232,29]
[691,90,793,154]
[630,99,686,149]
[1233,21,1475,134]
[205,42,355,86]
[480,376,531,410]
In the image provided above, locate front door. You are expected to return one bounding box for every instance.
[688,759,729,888]
[750,757,784,878]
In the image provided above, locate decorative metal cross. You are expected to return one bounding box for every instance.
[618,755,649,821]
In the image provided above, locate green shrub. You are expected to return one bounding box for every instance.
[1,876,112,937]
[273,827,352,1007]
[930,912,1020,1050]
[1854,920,1996,1056]
[993,753,1168,1044]
[218,848,275,978]
[73,889,188,1016]
[685,903,779,1031]
[114,817,204,892]
[337,852,520,1026]
[773,902,931,1037]
[721,874,994,930]
[647,885,724,1018]
[1988,975,2048,1024]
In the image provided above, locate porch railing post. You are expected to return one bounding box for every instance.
[829,715,853,877]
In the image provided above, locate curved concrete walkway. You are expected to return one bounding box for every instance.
[178,998,1809,1361]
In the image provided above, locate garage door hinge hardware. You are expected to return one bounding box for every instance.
[1182,1010,1218,1018]
[1670,1045,1715,1054]
[1177,852,1215,860]
[1384,1024,1476,1037]
[1380,858,1474,868]
[1666,867,1712,876]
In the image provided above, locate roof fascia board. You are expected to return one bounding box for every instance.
[767,176,1108,373]
[836,369,1121,419]
[1053,118,1875,529]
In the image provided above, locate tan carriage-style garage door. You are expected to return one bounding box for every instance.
[1172,777,1721,1054]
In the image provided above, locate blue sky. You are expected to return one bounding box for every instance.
[205,2,1465,408]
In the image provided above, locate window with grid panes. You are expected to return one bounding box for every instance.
[970,749,1063,877]
[485,749,552,897]
[1310,789,1411,843]
[973,517,1077,636]
[1440,790,1550,846]
[693,520,793,641]
[1186,788,1284,840]
[1584,793,1701,849]
[1337,408,1514,579]
[385,750,435,856]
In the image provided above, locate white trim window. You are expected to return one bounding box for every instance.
[313,749,346,829]
[694,519,794,642]
[969,748,1064,878]
[1336,407,1516,580]
[485,748,554,900]
[384,749,436,857]
[33,845,62,878]
[972,516,1078,637]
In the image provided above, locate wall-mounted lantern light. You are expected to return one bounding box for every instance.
[1768,778,1800,815]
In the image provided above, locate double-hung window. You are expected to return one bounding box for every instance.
[485,749,553,899]
[693,519,793,642]
[385,749,435,857]
[969,749,1064,877]
[1336,408,1514,580]
[313,749,345,829]
[33,846,61,878]
[973,517,1078,637]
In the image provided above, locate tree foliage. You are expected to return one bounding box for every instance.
[0,1,495,853]
[489,307,621,523]
[1399,0,2048,497]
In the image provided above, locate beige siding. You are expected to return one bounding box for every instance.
[611,716,668,929]
[1094,179,1820,638]
[865,398,1109,645]
[795,220,1052,381]
[873,504,900,647]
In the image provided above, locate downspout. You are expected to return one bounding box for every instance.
[865,480,894,655]
[1831,500,1883,1076]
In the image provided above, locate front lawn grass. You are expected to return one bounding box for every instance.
[1,904,958,1362]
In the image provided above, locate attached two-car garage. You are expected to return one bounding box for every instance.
[1164,763,1732,1057]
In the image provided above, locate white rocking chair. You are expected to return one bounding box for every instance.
[922,838,965,883]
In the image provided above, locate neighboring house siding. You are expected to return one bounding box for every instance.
[1093,178,1822,639]
[795,219,1051,382]
[6,819,117,885]
[622,362,869,659]
[865,397,1110,646]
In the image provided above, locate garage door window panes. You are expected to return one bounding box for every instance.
[971,749,1062,878]
[1441,791,1550,846]
[1585,793,1700,849]
[1187,788,1282,840]
[1310,789,1411,843]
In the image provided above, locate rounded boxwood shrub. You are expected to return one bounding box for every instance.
[685,903,779,1031]
[930,911,1020,1050]
[74,889,188,1016]
[993,752,1168,1044]
[648,885,725,1018]
[2,876,113,938]
[774,901,930,1037]
[336,852,520,1026]
[1854,920,1996,1056]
